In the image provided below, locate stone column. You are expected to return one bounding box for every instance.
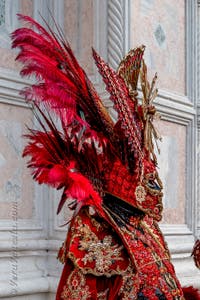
[107,0,130,70]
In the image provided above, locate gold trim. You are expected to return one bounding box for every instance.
[67,212,130,277]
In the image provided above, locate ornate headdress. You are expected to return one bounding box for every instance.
[11,14,163,222]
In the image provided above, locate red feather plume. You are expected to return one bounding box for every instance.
[25,98,111,215]
[11,14,114,138]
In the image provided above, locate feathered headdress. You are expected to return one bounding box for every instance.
[11,14,162,220]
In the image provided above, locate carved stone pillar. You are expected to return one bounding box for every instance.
[107,0,130,70]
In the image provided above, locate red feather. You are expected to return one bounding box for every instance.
[16,14,58,44]
[11,14,114,139]
[22,103,109,217]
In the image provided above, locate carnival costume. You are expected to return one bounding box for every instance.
[11,15,200,300]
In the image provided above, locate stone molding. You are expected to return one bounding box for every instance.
[0,278,49,298]
[0,67,30,108]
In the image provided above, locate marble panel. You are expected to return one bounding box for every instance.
[130,0,185,94]
[156,120,186,224]
[0,103,34,219]
[20,0,33,16]
[0,50,20,70]
[64,0,94,74]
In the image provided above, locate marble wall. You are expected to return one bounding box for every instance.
[157,120,185,224]
[0,104,35,220]
[131,0,185,94]
[130,0,187,224]
[64,0,94,74]
[0,0,199,299]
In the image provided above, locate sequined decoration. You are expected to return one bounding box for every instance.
[97,289,109,300]
[135,185,146,203]
[69,216,126,275]
[61,269,91,300]
[119,265,139,300]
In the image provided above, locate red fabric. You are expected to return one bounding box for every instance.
[56,208,185,300]
[67,210,129,276]
[104,158,163,221]
[183,286,200,300]
[56,259,123,300]
[192,239,200,269]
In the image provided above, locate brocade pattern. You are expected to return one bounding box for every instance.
[61,269,91,300]
[68,210,130,277]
